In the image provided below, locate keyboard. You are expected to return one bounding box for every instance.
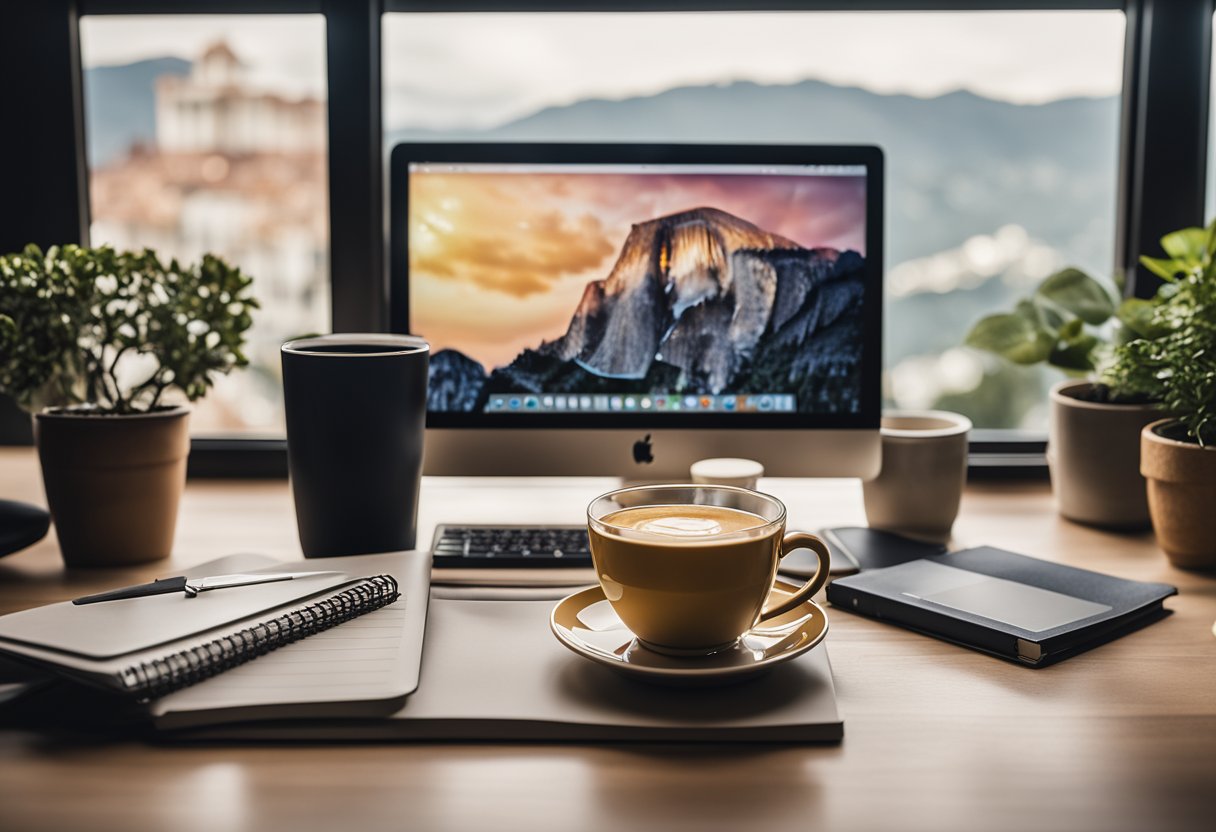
[430,524,593,568]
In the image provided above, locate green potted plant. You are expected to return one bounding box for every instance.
[965,267,1161,529]
[0,244,256,567]
[1103,221,1216,569]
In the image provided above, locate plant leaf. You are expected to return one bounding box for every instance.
[1031,297,1066,333]
[1036,268,1115,325]
[1058,318,1084,340]
[1115,298,1162,338]
[966,313,1055,365]
[1139,255,1184,281]
[1049,333,1100,371]
[1015,298,1057,333]
[1159,227,1208,264]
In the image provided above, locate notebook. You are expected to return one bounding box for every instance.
[0,550,431,720]
[160,595,844,742]
[826,546,1177,667]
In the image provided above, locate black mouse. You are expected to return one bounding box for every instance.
[0,499,51,557]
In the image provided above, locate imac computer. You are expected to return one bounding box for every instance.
[389,143,883,480]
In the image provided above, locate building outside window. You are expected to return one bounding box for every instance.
[80,15,329,435]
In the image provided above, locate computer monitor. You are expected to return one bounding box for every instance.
[389,143,882,479]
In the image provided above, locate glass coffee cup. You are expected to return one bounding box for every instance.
[587,484,831,655]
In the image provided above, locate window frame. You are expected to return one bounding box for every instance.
[2,0,1211,480]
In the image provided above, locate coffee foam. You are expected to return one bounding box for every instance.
[603,504,768,540]
[639,516,723,537]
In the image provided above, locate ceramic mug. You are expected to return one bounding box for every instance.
[586,484,830,655]
[862,410,971,543]
[690,457,765,490]
[282,333,430,557]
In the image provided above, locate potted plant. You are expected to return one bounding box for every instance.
[965,267,1161,529]
[1103,221,1216,569]
[0,244,256,567]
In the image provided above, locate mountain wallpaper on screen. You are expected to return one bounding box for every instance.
[427,207,864,413]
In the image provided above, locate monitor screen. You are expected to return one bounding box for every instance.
[393,144,881,436]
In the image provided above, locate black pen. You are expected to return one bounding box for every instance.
[72,571,343,605]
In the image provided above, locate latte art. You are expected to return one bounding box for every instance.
[603,504,768,540]
[639,516,722,537]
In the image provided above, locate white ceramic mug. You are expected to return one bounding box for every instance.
[689,457,765,490]
[862,410,971,543]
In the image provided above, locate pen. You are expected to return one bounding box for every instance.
[72,571,344,605]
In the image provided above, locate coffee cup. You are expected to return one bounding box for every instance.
[586,484,830,655]
[282,333,429,557]
[862,410,971,544]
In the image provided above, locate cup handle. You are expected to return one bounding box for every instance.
[758,532,831,621]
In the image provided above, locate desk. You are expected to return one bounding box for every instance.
[0,447,1213,832]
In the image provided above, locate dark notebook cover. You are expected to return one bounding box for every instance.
[826,547,1177,667]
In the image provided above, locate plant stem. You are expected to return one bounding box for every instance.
[92,319,120,411]
[150,380,167,409]
[106,345,131,413]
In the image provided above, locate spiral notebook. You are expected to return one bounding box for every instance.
[0,552,428,712]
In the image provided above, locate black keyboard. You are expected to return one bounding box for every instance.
[430,525,592,568]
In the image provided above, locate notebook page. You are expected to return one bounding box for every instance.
[151,600,410,710]
[149,550,431,725]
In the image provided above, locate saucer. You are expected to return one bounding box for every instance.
[549,579,828,685]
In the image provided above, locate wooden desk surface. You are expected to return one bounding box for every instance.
[0,447,1213,832]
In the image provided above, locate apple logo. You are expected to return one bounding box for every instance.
[632,434,654,465]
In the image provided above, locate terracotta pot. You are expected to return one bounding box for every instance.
[1046,380,1160,529]
[34,406,190,567]
[1141,419,1216,570]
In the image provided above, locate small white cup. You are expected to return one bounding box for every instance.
[690,458,765,491]
[862,410,971,543]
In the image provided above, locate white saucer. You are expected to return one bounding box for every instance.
[549,580,828,685]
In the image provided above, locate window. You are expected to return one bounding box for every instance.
[383,10,1126,432]
[1208,9,1216,224]
[8,2,1209,471]
[79,15,329,435]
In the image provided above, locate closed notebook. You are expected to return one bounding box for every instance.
[0,552,430,716]
[826,547,1177,667]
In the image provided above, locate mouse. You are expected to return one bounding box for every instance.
[0,499,51,557]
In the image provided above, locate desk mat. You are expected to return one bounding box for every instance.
[167,595,843,743]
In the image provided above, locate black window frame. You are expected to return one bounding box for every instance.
[2,0,1211,480]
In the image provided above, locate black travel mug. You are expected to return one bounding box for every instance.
[281,334,429,557]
